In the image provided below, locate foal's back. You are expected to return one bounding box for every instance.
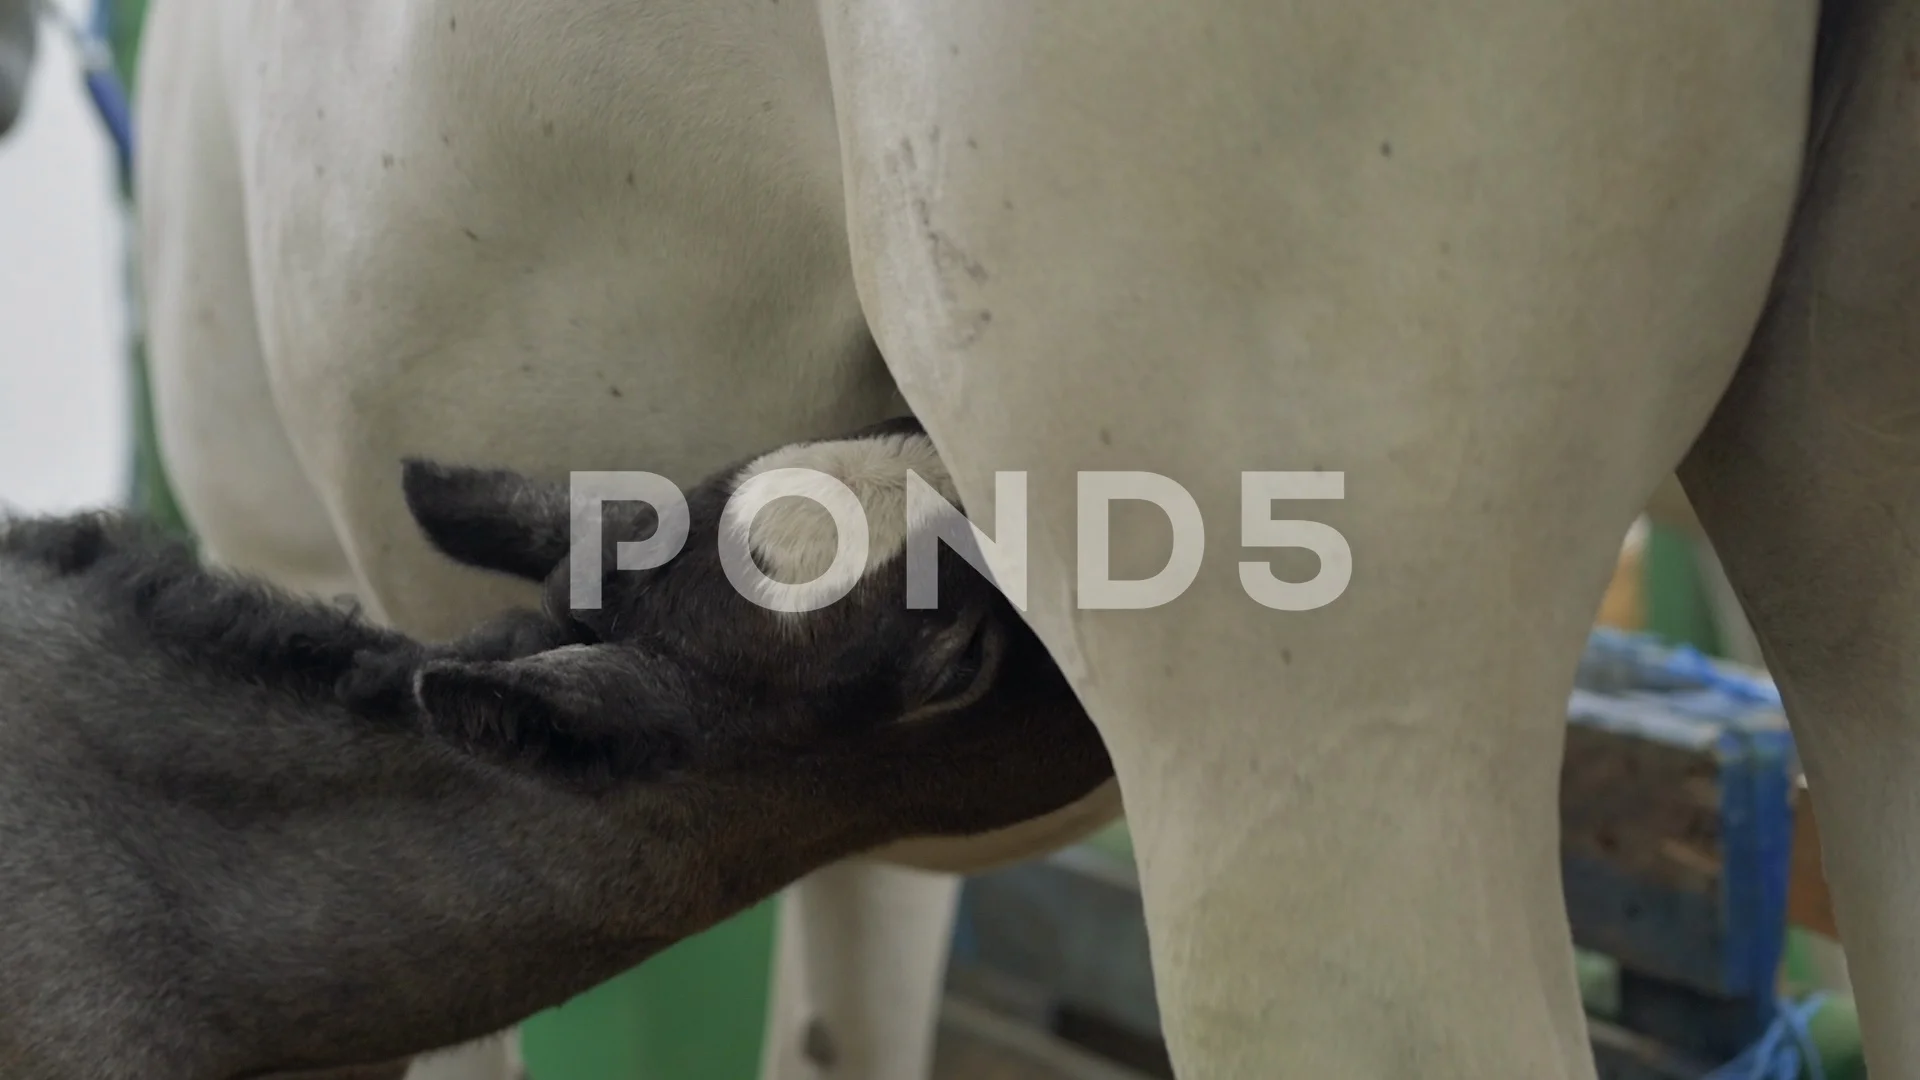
[0,538,226,1077]
[0,518,484,1079]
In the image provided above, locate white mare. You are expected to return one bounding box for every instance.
[136,1,1919,1077]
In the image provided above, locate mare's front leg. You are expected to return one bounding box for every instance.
[822,1,1814,1075]
[761,777,1122,1080]
[1681,4,1920,1072]
[761,863,959,1080]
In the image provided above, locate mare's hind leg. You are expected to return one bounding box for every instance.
[824,0,1814,1074]
[1681,4,1920,1072]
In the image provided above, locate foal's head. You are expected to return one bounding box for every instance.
[399,418,1113,909]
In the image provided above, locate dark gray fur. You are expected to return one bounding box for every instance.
[0,416,1113,1079]
[0,0,34,139]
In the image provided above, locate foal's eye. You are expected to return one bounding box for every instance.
[541,575,607,645]
[565,612,604,645]
[927,621,992,704]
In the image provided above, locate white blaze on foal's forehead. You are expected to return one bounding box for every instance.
[723,432,961,584]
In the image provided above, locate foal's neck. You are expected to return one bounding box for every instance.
[183,721,679,1076]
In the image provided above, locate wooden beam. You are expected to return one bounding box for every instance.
[1789,785,1839,941]
[935,997,1159,1080]
[1643,473,1705,541]
[1557,689,1796,999]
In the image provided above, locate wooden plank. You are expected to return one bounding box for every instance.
[1615,969,1767,1062]
[1562,854,1730,998]
[951,849,1161,1040]
[1789,784,1839,940]
[1560,718,1724,899]
[934,998,1158,1080]
[1558,690,1796,997]
[1589,1017,1715,1080]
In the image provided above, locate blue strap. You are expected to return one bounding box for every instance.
[1659,642,1784,709]
[37,0,134,174]
[79,62,131,171]
[1702,993,1830,1080]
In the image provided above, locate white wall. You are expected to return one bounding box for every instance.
[0,0,129,515]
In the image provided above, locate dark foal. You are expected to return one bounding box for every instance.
[0,417,1112,1079]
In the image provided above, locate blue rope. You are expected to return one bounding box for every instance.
[1702,993,1830,1080]
[80,63,131,171]
[38,0,134,175]
[1659,641,1784,709]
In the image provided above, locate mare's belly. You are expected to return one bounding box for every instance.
[233,0,896,489]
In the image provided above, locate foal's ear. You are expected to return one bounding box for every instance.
[413,647,691,793]
[402,459,571,582]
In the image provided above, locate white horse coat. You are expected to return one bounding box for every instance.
[135,0,1920,1077]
